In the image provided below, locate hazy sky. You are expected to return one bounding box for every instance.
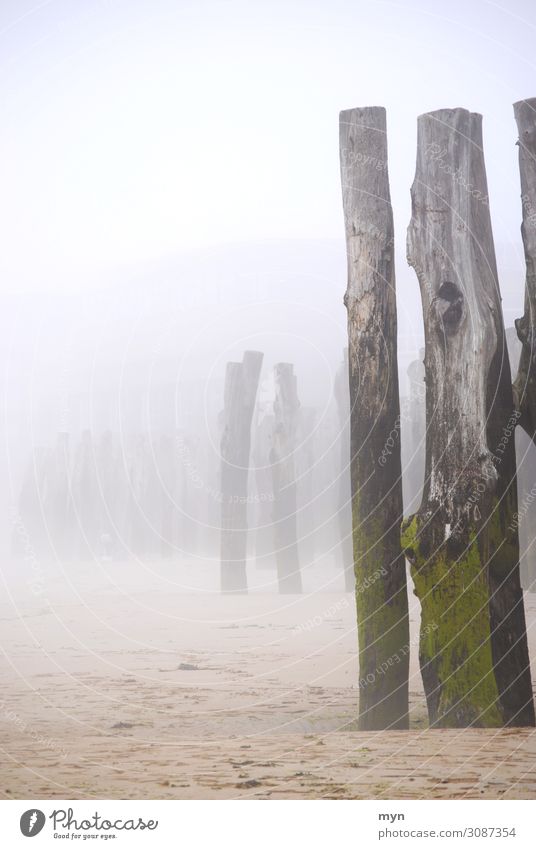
[0,0,535,296]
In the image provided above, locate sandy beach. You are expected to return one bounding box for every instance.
[1,558,536,800]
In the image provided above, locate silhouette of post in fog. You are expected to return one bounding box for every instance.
[220,350,263,593]
[44,431,73,559]
[252,405,275,569]
[270,363,302,593]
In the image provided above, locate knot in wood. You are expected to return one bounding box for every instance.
[432,281,464,334]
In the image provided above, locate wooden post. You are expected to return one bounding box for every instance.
[403,352,426,515]
[96,430,128,560]
[127,435,151,555]
[506,325,536,590]
[514,99,536,443]
[334,349,355,591]
[339,106,409,729]
[44,431,73,559]
[270,363,302,593]
[404,107,534,727]
[511,98,536,595]
[296,406,317,568]
[176,429,201,556]
[71,430,100,559]
[13,447,48,559]
[220,350,263,593]
[154,434,176,558]
[252,409,276,568]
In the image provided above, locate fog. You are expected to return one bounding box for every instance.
[2,0,536,592]
[3,0,536,806]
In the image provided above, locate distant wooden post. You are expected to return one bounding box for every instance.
[45,431,73,559]
[404,107,534,727]
[270,363,302,593]
[403,352,426,515]
[155,434,176,558]
[13,447,47,559]
[252,410,276,568]
[296,406,317,568]
[334,349,355,591]
[340,106,409,730]
[96,430,128,559]
[127,435,151,555]
[71,430,100,558]
[220,350,263,593]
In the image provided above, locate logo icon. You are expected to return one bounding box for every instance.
[20,810,46,837]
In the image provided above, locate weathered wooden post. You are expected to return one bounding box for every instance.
[296,406,317,568]
[334,349,355,591]
[511,98,536,594]
[403,352,426,515]
[404,107,534,727]
[44,431,73,559]
[514,98,536,444]
[96,430,128,559]
[220,350,263,593]
[127,434,152,555]
[71,430,100,559]
[154,434,176,558]
[13,447,48,560]
[252,409,276,568]
[270,363,302,593]
[175,429,201,556]
[339,106,409,729]
[506,325,536,590]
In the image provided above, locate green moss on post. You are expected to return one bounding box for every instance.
[402,517,502,728]
[354,503,409,731]
[340,106,410,730]
[404,107,534,729]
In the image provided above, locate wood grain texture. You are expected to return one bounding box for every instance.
[270,362,302,593]
[405,108,534,727]
[340,106,409,730]
[220,350,263,593]
[514,98,536,443]
[334,349,355,591]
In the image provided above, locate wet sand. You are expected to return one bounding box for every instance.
[1,558,535,799]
